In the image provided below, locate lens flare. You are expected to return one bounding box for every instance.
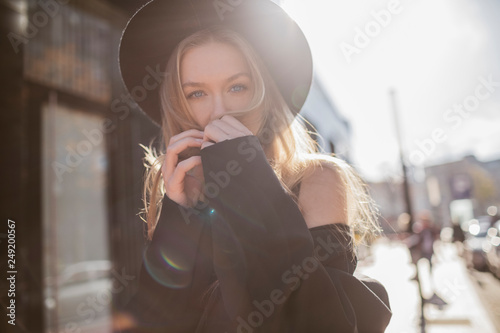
[143,246,191,289]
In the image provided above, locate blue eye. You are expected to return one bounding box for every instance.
[230,84,247,93]
[187,91,205,99]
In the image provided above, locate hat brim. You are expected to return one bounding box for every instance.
[119,0,313,127]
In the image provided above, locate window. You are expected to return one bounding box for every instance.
[42,100,111,332]
[24,4,112,104]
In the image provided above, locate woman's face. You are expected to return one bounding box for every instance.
[180,42,260,133]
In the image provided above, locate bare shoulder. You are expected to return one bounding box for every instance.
[298,157,348,229]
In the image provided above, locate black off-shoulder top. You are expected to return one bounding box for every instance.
[119,136,391,333]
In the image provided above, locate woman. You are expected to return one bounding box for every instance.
[116,0,392,332]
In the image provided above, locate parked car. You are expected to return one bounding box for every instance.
[463,216,491,271]
[485,220,500,278]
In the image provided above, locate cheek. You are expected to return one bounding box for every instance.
[188,101,211,127]
[226,92,253,110]
[239,108,264,134]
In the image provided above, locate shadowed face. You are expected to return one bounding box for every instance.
[180,42,260,133]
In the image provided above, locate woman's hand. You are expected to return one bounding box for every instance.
[162,129,205,208]
[201,115,253,149]
[162,117,252,207]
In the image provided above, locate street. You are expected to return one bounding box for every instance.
[357,239,500,333]
[469,269,500,332]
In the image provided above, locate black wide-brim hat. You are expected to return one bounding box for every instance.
[119,0,313,127]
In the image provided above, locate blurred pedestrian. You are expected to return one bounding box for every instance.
[451,217,465,256]
[406,211,447,312]
[411,210,440,274]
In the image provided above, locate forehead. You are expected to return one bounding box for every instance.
[180,42,250,83]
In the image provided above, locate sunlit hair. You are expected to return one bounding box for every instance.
[140,26,381,244]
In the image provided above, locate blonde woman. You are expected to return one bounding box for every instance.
[117,0,392,332]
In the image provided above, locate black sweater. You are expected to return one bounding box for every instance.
[119,135,392,332]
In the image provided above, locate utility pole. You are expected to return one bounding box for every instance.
[391,89,425,332]
[390,89,414,231]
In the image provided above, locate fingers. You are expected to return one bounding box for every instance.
[169,129,204,145]
[164,137,203,180]
[201,141,215,149]
[220,115,253,135]
[203,121,232,143]
[167,155,202,192]
[164,116,252,163]
[203,115,253,144]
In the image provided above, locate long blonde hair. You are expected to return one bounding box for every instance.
[140,26,381,244]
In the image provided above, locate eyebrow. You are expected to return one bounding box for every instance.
[181,72,251,89]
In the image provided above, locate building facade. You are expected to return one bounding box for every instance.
[301,75,352,161]
[367,155,500,235]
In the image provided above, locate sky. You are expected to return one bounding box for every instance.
[282,0,500,181]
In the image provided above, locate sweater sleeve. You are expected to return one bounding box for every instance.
[198,135,392,332]
[119,194,212,333]
[310,224,392,332]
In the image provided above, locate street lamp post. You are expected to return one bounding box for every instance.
[390,89,414,231]
[390,89,425,332]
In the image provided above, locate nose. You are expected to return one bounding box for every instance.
[210,94,227,121]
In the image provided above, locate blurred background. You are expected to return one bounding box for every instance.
[0,0,499,332]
